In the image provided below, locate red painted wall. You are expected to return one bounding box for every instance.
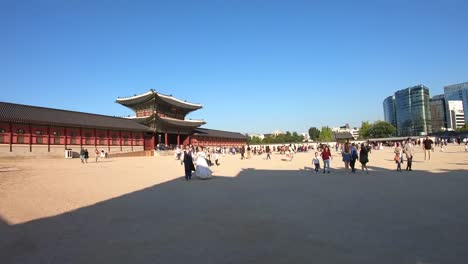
[1,122,152,152]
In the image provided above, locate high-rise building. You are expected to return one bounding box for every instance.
[444,82,468,123]
[430,94,446,132]
[383,96,397,129]
[392,85,432,136]
[446,100,465,130]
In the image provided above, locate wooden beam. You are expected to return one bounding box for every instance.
[9,122,12,152]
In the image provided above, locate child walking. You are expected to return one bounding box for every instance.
[312,152,320,173]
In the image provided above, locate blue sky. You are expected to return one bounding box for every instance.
[2,0,467,134]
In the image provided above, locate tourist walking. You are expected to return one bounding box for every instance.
[321,145,332,173]
[84,149,89,163]
[94,148,99,163]
[214,151,220,166]
[359,143,369,174]
[288,145,295,161]
[246,145,251,159]
[80,148,86,164]
[404,138,414,171]
[423,136,433,160]
[195,147,212,180]
[266,145,271,160]
[312,152,320,173]
[350,143,358,173]
[342,142,351,171]
[465,141,468,152]
[240,146,245,160]
[181,145,195,180]
[394,142,403,172]
[176,146,181,160]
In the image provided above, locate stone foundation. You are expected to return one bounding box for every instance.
[0,144,145,158]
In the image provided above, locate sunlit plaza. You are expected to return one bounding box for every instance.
[1,145,467,263]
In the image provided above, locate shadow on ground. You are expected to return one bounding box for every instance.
[1,166,468,264]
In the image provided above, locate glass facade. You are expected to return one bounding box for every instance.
[383,96,397,129]
[444,82,468,123]
[430,95,446,132]
[394,85,432,136]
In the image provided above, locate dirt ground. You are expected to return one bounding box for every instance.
[1,145,467,263]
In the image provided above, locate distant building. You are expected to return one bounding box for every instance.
[248,133,265,140]
[430,94,446,132]
[273,130,285,136]
[116,90,246,147]
[333,131,355,142]
[385,85,432,136]
[446,100,465,130]
[331,126,359,140]
[383,96,397,129]
[444,82,468,123]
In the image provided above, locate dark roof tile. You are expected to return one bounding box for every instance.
[193,128,247,140]
[0,101,153,132]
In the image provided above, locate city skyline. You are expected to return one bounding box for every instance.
[2,1,467,134]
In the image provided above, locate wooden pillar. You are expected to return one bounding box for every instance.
[47,126,50,152]
[94,128,97,147]
[79,127,83,148]
[29,124,32,152]
[130,132,133,151]
[119,131,122,151]
[107,130,110,152]
[177,134,180,146]
[165,132,168,145]
[9,122,12,152]
[64,127,68,149]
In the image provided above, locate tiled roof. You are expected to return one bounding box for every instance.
[193,128,247,140]
[0,101,153,132]
[116,90,203,110]
[333,131,355,140]
[126,114,205,128]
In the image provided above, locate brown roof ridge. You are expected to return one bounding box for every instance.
[0,101,134,121]
[196,127,244,134]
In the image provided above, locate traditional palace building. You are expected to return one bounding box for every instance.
[116,89,246,147]
[0,89,246,157]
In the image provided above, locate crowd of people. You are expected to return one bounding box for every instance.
[107,133,468,180]
[79,148,108,163]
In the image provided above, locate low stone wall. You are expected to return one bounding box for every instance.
[0,144,144,158]
[108,150,153,158]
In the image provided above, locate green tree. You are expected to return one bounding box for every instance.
[368,121,396,138]
[247,136,262,145]
[319,126,333,142]
[308,127,320,141]
[359,121,372,139]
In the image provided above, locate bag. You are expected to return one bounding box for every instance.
[394,154,400,162]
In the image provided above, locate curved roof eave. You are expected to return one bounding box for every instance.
[158,116,206,127]
[115,91,154,106]
[155,93,203,110]
[116,90,203,111]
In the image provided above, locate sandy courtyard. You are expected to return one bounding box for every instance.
[1,145,468,263]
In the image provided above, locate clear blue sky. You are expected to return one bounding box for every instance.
[2,0,467,134]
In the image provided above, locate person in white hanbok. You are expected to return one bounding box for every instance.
[195,148,213,180]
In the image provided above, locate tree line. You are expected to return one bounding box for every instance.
[247,131,305,145]
[308,121,396,141]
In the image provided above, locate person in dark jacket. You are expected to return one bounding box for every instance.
[84,149,89,163]
[181,146,195,180]
[359,143,369,174]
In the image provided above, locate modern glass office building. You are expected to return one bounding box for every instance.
[394,85,432,136]
[430,94,446,132]
[444,82,468,123]
[383,96,397,129]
